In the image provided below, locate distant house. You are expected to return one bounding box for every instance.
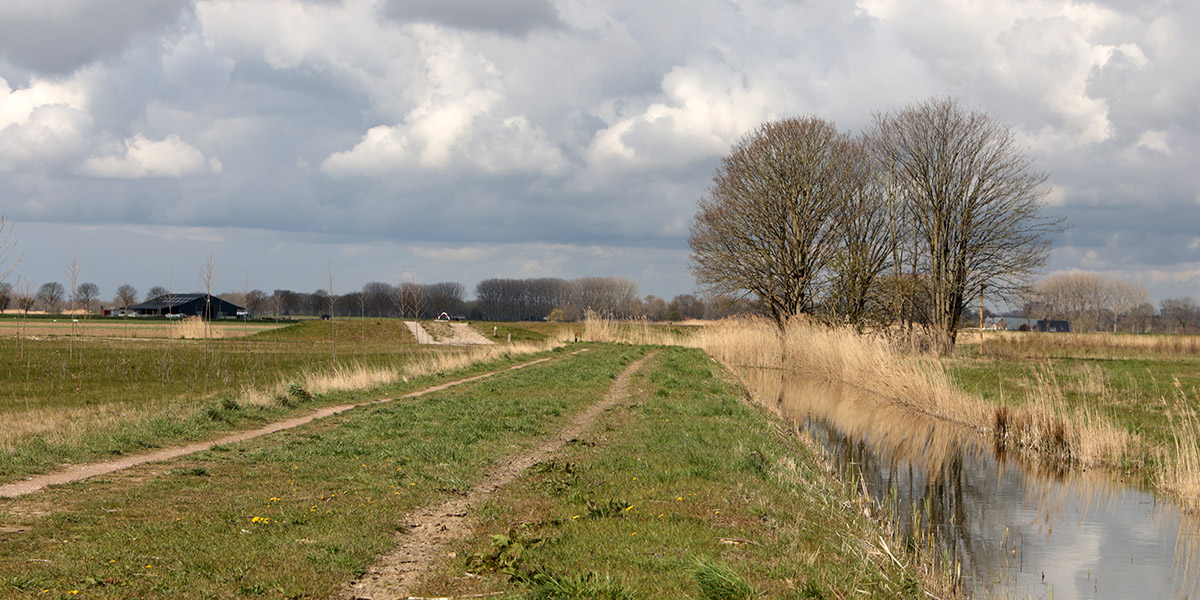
[988,316,1071,333]
[121,294,245,319]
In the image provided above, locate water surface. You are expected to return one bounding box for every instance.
[741,369,1200,599]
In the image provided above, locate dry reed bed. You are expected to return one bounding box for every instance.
[583,316,1131,470]
[984,330,1200,358]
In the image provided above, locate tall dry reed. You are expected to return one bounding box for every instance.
[682,316,1131,470]
[1159,379,1200,513]
[984,330,1200,358]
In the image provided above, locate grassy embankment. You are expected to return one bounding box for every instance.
[582,317,1200,511]
[0,345,936,599]
[0,318,561,483]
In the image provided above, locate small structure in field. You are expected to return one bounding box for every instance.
[987,317,1072,333]
[120,294,245,319]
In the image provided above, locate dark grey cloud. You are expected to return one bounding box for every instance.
[0,0,192,74]
[380,0,563,36]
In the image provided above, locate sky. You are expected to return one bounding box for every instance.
[1,0,1198,305]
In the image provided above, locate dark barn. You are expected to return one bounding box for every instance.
[127,294,245,319]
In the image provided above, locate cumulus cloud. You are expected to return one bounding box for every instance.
[320,26,567,176]
[586,64,776,172]
[78,134,221,178]
[0,75,92,167]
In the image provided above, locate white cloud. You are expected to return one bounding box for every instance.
[78,133,221,178]
[0,75,92,168]
[585,64,776,172]
[320,25,566,177]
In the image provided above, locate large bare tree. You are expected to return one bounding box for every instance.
[871,98,1063,353]
[824,135,896,327]
[689,116,861,327]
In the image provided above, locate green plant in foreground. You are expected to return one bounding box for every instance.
[691,557,755,600]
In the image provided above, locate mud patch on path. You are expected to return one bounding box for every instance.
[343,351,656,600]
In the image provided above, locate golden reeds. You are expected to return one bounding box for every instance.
[1159,379,1200,513]
[983,330,1200,358]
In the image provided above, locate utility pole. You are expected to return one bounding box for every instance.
[979,283,986,353]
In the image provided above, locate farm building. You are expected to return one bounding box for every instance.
[987,317,1072,332]
[122,294,245,319]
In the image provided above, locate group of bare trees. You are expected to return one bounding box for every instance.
[690,97,1065,353]
[475,277,641,321]
[1026,273,1150,332]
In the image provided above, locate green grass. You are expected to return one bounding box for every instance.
[469,321,578,343]
[0,322,538,482]
[0,345,643,599]
[419,347,929,599]
[946,354,1200,448]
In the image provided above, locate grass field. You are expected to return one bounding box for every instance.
[0,318,560,483]
[0,345,938,599]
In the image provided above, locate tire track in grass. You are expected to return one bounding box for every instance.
[343,351,658,600]
[0,350,587,499]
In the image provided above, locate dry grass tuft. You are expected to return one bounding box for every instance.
[239,341,561,407]
[169,317,231,340]
[581,311,690,346]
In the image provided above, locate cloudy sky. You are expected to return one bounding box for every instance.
[1,0,1197,305]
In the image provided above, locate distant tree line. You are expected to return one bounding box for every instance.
[0,275,760,323]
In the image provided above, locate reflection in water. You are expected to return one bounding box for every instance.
[740,368,1200,599]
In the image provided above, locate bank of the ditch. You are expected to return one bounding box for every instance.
[0,345,933,599]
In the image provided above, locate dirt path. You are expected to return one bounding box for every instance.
[404,321,495,346]
[343,351,657,600]
[0,352,581,499]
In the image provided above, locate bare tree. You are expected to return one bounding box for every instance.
[38,281,66,313]
[0,281,11,312]
[146,286,169,301]
[16,277,36,314]
[826,135,895,327]
[690,117,862,327]
[115,284,138,312]
[244,289,266,315]
[77,283,99,313]
[1109,278,1149,332]
[871,98,1064,353]
[1161,297,1198,334]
